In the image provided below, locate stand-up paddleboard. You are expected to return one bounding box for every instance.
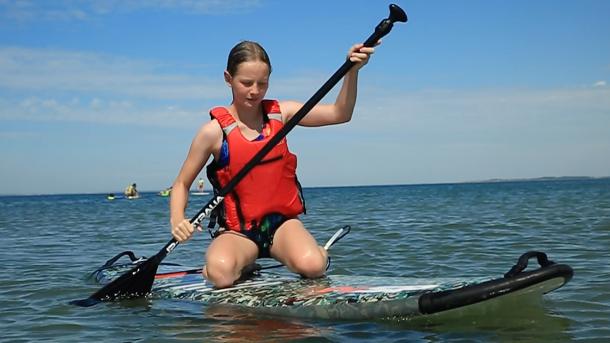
[190,192,210,196]
[92,250,572,320]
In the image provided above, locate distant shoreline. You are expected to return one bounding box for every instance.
[462,175,610,184]
[2,176,608,197]
[311,175,610,190]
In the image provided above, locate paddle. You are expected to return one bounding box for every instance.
[70,4,407,307]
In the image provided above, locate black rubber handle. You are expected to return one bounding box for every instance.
[504,251,555,278]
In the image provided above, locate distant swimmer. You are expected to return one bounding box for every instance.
[124,183,139,198]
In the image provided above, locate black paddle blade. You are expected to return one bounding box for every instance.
[70,255,161,307]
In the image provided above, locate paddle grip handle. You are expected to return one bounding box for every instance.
[363,4,408,48]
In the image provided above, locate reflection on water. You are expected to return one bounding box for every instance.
[126,300,332,342]
[394,293,573,342]
[203,305,330,342]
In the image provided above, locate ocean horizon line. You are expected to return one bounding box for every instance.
[1,175,608,197]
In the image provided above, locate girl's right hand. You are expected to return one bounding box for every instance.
[171,218,196,243]
[347,41,380,70]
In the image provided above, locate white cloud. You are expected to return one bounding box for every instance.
[1,47,610,135]
[593,80,607,88]
[0,47,224,100]
[352,86,610,135]
[0,95,205,128]
[0,46,342,127]
[117,0,262,14]
[0,0,262,21]
[0,130,38,140]
[290,85,610,186]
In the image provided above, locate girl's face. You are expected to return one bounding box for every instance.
[225,60,270,109]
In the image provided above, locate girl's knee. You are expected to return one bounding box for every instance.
[205,258,239,288]
[292,252,327,278]
[204,233,259,288]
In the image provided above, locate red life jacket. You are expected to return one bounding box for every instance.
[206,99,305,232]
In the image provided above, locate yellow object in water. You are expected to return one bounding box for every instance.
[159,189,171,197]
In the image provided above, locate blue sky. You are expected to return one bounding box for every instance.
[1,0,609,195]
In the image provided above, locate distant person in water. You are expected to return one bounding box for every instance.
[197,178,205,192]
[124,183,139,197]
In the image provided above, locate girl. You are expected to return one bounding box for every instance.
[170,40,377,288]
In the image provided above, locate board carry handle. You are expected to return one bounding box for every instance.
[504,251,555,278]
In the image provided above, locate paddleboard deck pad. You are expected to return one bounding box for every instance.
[92,251,572,320]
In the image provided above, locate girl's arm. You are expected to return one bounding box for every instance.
[281,42,378,127]
[170,120,222,242]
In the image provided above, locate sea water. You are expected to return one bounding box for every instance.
[1,178,609,342]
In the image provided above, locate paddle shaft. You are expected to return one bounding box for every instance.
[155,5,406,262]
